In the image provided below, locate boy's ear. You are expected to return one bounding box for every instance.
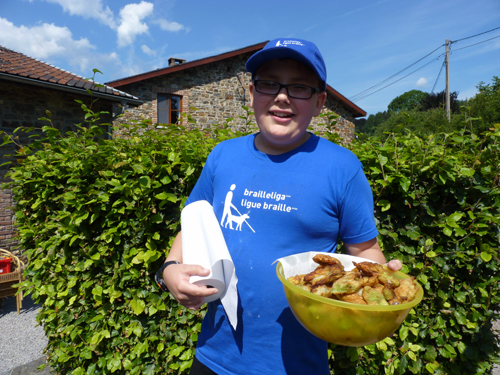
[249,82,255,108]
[313,91,327,116]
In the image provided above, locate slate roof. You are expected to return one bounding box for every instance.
[0,46,141,105]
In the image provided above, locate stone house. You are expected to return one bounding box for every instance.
[106,41,366,142]
[0,46,142,252]
[0,42,366,253]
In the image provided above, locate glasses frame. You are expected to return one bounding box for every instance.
[253,80,321,100]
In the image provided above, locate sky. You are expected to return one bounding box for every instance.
[0,0,499,118]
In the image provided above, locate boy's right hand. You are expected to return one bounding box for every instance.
[163,263,219,310]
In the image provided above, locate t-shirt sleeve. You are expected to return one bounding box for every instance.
[338,166,379,244]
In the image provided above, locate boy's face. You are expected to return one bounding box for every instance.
[249,58,327,155]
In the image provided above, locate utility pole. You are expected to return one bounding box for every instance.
[445,39,450,121]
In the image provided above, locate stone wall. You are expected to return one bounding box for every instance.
[312,96,357,143]
[0,58,360,253]
[112,53,253,132]
[113,53,358,142]
[0,80,114,253]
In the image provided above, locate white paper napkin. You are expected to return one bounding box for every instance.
[181,200,239,330]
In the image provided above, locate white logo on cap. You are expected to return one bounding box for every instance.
[276,40,305,48]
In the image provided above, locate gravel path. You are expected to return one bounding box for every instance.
[0,295,48,375]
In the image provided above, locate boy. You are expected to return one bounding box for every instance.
[157,38,402,374]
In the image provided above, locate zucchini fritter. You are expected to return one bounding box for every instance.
[287,254,418,306]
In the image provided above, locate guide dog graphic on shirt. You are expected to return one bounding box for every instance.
[227,213,250,231]
[220,184,297,232]
[221,184,255,232]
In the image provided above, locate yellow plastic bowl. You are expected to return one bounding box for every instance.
[276,252,423,347]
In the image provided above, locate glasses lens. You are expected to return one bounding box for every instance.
[288,85,313,99]
[256,81,279,94]
[254,81,316,99]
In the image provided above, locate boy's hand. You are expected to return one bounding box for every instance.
[385,259,403,271]
[163,264,219,310]
[344,238,403,272]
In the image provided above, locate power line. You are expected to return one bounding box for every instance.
[349,44,443,102]
[452,34,500,51]
[451,26,500,43]
[353,53,445,103]
[431,59,446,94]
[349,26,500,104]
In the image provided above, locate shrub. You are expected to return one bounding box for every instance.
[2,104,499,374]
[2,105,253,374]
[331,121,500,374]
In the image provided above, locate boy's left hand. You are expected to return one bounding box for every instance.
[385,259,402,271]
[345,238,403,272]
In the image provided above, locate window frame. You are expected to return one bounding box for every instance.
[157,93,182,125]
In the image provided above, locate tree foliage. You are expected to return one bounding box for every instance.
[419,90,462,114]
[357,111,391,135]
[358,76,499,137]
[468,76,500,134]
[372,108,464,138]
[387,90,429,113]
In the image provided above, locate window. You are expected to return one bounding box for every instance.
[158,94,182,124]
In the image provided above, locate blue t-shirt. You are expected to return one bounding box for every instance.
[186,133,378,375]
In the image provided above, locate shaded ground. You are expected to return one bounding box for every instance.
[0,357,51,375]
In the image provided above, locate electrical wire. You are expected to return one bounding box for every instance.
[452,34,500,51]
[349,26,500,104]
[431,59,446,94]
[451,26,500,43]
[352,53,445,103]
[348,44,444,102]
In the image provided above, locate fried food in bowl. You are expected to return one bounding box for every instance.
[276,252,423,347]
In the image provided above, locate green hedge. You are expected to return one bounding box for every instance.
[2,106,253,374]
[330,122,500,374]
[2,105,499,374]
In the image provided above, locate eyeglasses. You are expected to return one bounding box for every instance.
[253,80,320,99]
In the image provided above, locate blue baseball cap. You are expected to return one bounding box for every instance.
[246,38,327,91]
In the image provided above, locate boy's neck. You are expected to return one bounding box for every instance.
[254,132,311,155]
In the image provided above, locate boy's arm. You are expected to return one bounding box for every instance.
[161,231,219,310]
[344,238,402,271]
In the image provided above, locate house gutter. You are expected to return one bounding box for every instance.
[0,73,143,106]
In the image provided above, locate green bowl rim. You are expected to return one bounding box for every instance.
[276,260,424,312]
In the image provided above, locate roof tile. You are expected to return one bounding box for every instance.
[67,79,80,87]
[0,45,140,102]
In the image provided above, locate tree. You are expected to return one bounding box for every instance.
[387,90,429,113]
[359,77,499,138]
[419,90,461,114]
[361,111,391,135]
[353,118,366,134]
[372,109,463,138]
[468,76,500,133]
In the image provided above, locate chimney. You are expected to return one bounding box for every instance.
[168,57,186,67]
